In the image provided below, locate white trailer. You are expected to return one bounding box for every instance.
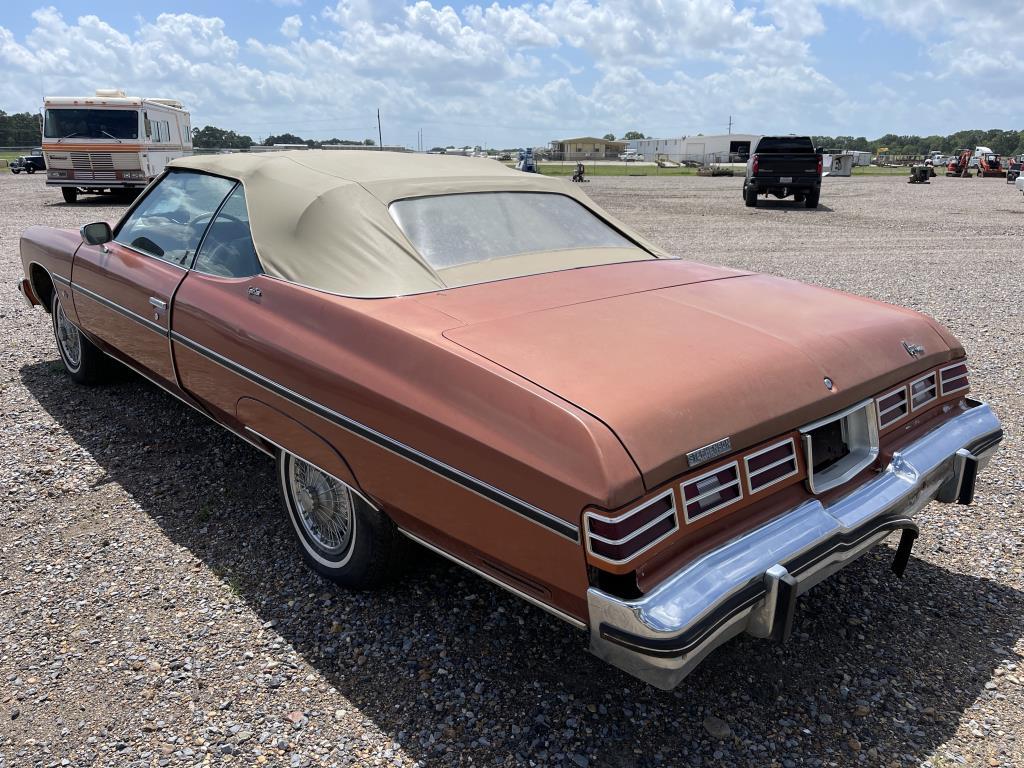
[42,89,192,203]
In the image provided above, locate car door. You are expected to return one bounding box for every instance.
[72,170,236,389]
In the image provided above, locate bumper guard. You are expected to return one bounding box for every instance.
[587,399,1002,689]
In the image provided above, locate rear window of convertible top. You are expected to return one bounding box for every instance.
[389,192,642,271]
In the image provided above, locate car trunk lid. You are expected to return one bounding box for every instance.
[442,272,956,490]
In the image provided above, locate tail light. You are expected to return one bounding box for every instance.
[910,372,937,410]
[681,462,742,522]
[940,362,969,396]
[816,156,823,175]
[876,386,908,429]
[744,438,798,494]
[751,154,759,174]
[584,490,678,564]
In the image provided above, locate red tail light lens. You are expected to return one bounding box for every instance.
[585,490,678,564]
[751,154,759,174]
[876,386,909,429]
[816,156,823,175]
[910,372,938,410]
[940,362,969,396]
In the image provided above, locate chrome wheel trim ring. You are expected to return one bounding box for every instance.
[286,455,354,558]
[54,297,83,371]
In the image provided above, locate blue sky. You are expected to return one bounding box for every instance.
[2,1,1022,148]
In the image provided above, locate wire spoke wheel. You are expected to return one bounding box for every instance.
[286,456,354,556]
[55,298,82,370]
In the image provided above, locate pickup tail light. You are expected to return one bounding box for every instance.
[816,156,823,175]
[682,462,742,522]
[585,490,678,564]
[751,154,759,175]
[940,362,969,396]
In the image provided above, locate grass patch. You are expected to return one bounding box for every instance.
[0,151,22,173]
[537,163,699,177]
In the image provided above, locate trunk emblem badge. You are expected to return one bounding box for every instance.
[824,377,834,390]
[902,340,925,358]
[686,438,733,468]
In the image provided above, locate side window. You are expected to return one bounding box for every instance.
[115,172,235,266]
[193,185,262,278]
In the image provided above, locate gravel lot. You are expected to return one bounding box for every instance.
[1,172,1021,768]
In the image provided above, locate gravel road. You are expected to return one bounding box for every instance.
[1,172,1021,768]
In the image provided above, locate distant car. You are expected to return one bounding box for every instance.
[16,151,1003,690]
[10,153,46,174]
[618,150,643,161]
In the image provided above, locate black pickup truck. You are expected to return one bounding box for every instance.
[743,135,822,208]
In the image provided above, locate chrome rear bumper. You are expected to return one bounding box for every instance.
[587,399,1002,689]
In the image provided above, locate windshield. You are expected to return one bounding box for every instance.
[44,108,139,140]
[389,192,641,270]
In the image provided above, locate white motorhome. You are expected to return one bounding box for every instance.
[42,89,192,203]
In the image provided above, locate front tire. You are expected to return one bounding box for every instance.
[277,451,405,588]
[51,291,109,384]
[11,168,20,174]
[61,187,78,203]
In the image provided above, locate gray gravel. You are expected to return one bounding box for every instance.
[1,172,1021,767]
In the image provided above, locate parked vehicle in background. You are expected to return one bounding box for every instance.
[1016,173,1024,195]
[618,149,643,161]
[946,149,973,177]
[743,135,823,208]
[1007,156,1022,184]
[16,151,1003,689]
[976,153,1006,178]
[42,89,192,203]
[10,149,46,174]
[515,148,538,173]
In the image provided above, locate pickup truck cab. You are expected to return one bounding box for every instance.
[744,135,822,208]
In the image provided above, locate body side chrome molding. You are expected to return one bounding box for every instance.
[399,528,587,630]
[71,280,167,336]
[170,330,580,542]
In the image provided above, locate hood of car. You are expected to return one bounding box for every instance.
[442,271,961,490]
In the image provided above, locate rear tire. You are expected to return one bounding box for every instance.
[804,190,820,209]
[277,451,406,588]
[61,187,78,203]
[51,291,110,385]
[744,185,758,207]
[26,166,35,174]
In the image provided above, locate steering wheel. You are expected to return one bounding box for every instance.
[188,211,242,230]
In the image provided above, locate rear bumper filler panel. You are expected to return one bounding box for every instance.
[587,399,1002,689]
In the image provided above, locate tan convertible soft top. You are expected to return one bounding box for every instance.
[168,151,668,297]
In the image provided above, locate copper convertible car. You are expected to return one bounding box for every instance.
[18,152,1002,688]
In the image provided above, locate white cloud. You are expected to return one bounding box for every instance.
[0,2,1019,148]
[280,14,303,38]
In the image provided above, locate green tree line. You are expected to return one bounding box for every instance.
[0,111,42,145]
[812,129,1024,156]
[191,126,376,149]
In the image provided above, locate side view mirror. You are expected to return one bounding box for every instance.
[81,222,112,246]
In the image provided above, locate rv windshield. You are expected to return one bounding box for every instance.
[44,109,139,140]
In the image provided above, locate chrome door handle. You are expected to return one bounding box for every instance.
[149,296,167,310]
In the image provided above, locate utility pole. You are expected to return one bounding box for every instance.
[728,115,733,135]
[377,109,383,150]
